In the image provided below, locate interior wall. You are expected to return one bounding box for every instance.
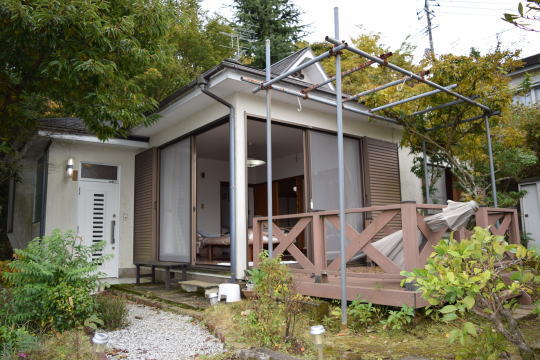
[196,158,229,235]
[250,152,304,184]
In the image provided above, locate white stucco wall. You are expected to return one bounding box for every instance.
[45,140,138,271]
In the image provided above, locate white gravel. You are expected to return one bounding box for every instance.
[106,303,224,360]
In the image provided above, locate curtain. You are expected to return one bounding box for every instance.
[159,138,191,262]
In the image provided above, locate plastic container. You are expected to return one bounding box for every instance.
[218,283,241,303]
[208,292,219,305]
[92,332,109,353]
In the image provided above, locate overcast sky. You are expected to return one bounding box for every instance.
[201,0,538,61]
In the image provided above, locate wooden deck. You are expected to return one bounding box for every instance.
[252,202,520,308]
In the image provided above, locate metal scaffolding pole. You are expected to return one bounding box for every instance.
[410,96,477,117]
[422,141,431,204]
[302,52,392,95]
[371,84,457,112]
[334,6,348,327]
[253,43,347,93]
[325,36,491,112]
[266,39,273,256]
[241,76,399,124]
[485,114,498,207]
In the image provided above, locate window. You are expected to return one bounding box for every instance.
[81,163,118,181]
[33,156,45,223]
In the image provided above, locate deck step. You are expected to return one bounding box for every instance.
[178,280,219,294]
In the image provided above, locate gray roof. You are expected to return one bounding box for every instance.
[39,117,90,135]
[270,48,311,75]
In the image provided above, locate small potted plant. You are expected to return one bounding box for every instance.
[242,267,262,299]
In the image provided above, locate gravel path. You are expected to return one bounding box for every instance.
[106,303,224,360]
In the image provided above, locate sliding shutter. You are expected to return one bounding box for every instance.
[362,137,402,235]
[134,148,158,262]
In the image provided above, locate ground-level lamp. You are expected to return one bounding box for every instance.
[92,332,109,353]
[310,325,325,360]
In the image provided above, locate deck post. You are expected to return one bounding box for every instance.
[312,213,326,281]
[252,219,262,266]
[401,201,420,272]
[475,206,489,228]
[508,209,521,244]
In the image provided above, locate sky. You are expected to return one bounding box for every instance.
[201,0,539,61]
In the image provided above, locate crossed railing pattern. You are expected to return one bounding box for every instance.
[252,203,520,279]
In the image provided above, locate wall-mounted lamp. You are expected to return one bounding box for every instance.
[66,158,74,177]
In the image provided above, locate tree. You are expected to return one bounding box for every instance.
[503,0,540,32]
[402,227,540,360]
[314,34,536,205]
[232,0,307,68]
[0,0,234,183]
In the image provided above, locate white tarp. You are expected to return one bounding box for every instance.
[358,200,479,268]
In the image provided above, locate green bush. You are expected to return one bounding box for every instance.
[243,251,307,349]
[2,230,107,332]
[95,294,129,330]
[0,325,39,360]
[348,299,385,331]
[402,227,540,360]
[380,305,415,330]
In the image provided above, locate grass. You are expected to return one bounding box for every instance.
[95,293,129,330]
[203,299,540,360]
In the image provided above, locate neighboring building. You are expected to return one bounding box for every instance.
[511,53,540,247]
[510,53,540,105]
[8,48,425,280]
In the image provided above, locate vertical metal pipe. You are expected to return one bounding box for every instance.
[266,39,273,257]
[229,110,236,281]
[485,115,498,208]
[422,141,431,204]
[334,7,348,327]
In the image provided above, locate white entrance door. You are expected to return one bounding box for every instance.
[77,177,120,278]
[520,182,540,249]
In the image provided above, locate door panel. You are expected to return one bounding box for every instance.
[78,181,119,278]
[521,183,540,248]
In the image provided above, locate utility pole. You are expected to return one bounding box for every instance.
[424,0,435,58]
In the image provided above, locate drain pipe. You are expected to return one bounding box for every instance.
[197,76,237,282]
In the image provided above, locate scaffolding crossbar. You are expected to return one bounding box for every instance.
[371,84,457,112]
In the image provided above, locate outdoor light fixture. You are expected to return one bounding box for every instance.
[246,158,266,168]
[310,325,326,360]
[66,158,74,177]
[92,332,109,353]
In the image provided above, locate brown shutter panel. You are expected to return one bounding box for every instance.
[134,147,158,262]
[362,137,402,235]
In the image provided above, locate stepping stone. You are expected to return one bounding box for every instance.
[178,280,219,293]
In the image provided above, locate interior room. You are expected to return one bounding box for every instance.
[194,119,305,264]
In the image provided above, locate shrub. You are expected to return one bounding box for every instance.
[402,227,540,360]
[380,305,415,330]
[0,325,39,360]
[243,251,307,349]
[95,294,129,330]
[30,329,95,360]
[0,260,13,286]
[2,230,107,332]
[348,299,385,331]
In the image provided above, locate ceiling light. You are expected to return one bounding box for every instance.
[246,158,266,168]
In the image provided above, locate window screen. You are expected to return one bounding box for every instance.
[159,138,191,262]
[81,163,118,181]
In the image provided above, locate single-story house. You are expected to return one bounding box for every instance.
[8,48,429,281]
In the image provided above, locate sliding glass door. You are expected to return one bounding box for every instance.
[309,131,363,260]
[159,138,191,262]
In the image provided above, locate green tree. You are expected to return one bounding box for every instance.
[0,0,234,183]
[315,34,536,205]
[232,0,307,68]
[503,0,540,32]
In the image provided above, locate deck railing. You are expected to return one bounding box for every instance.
[252,203,520,278]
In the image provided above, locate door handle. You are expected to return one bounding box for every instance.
[111,220,116,244]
